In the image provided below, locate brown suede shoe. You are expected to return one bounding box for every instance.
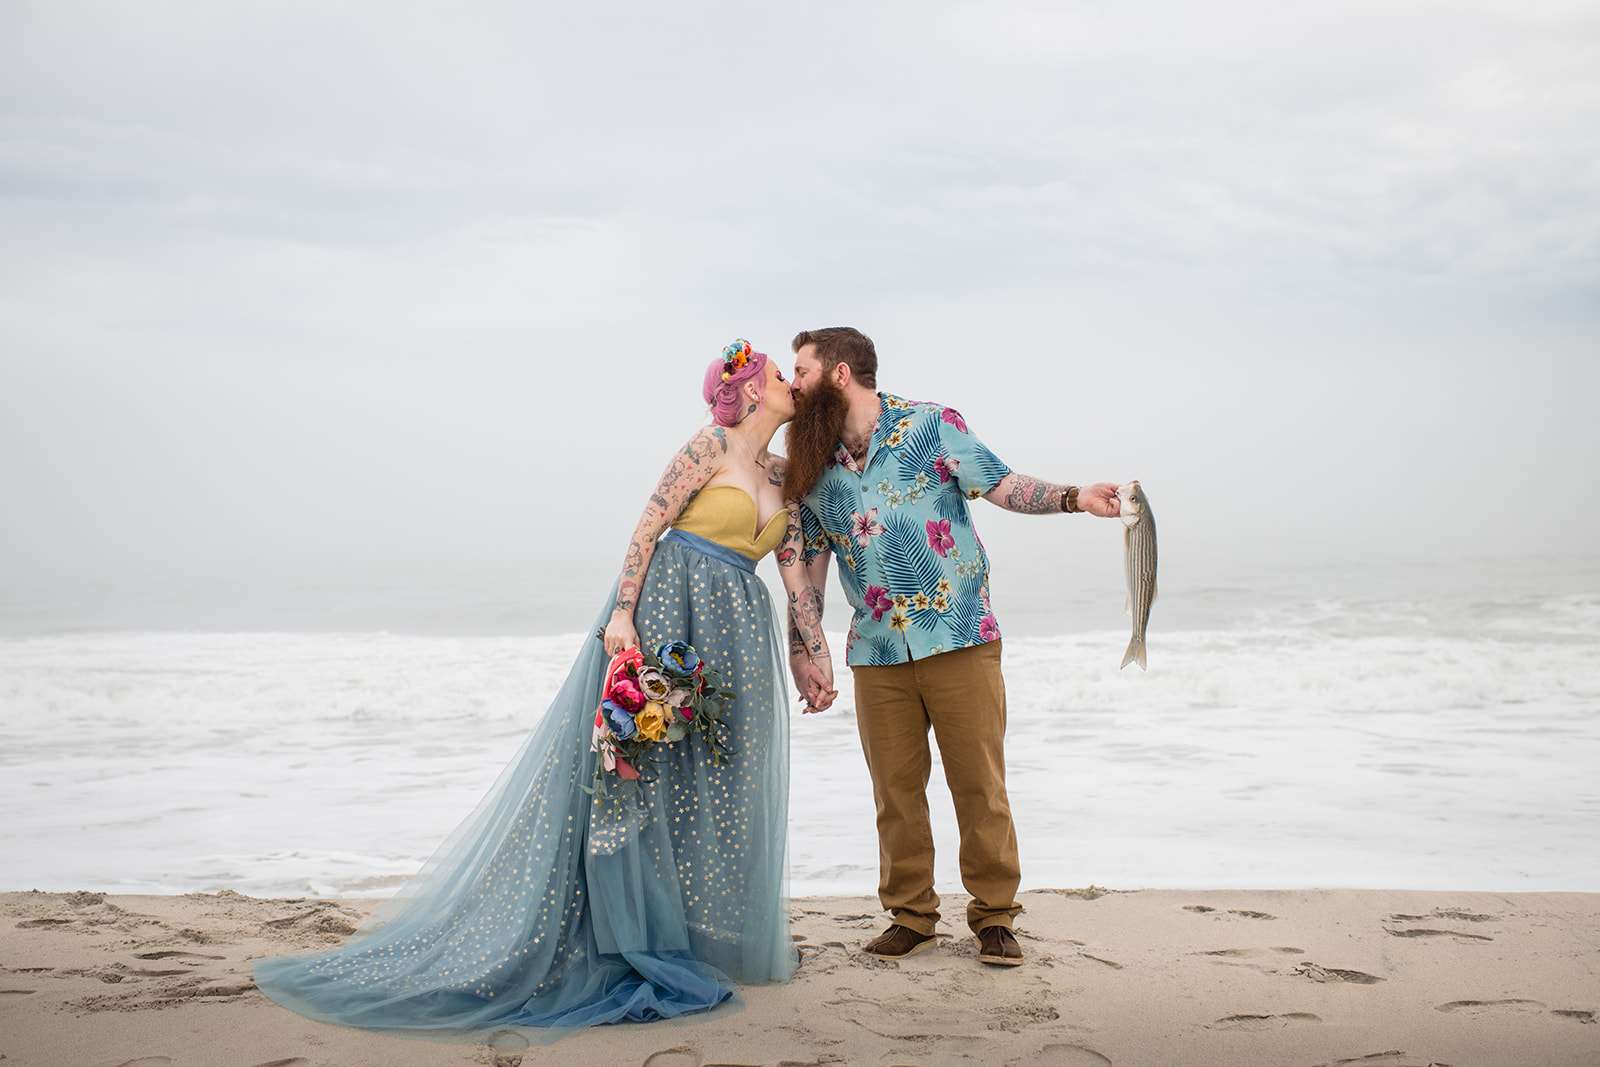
[976,926,1024,966]
[863,923,937,961]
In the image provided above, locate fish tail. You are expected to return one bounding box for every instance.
[1120,634,1147,671]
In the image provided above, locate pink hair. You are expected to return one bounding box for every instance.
[702,349,769,427]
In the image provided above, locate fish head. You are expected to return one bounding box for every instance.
[1117,481,1145,528]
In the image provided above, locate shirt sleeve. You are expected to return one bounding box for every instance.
[798,499,831,563]
[935,406,1012,500]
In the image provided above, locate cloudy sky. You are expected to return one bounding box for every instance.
[1,2,1596,627]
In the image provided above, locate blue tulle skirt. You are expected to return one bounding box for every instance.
[253,531,795,1036]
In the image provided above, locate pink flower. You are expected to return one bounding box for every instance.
[979,614,1001,642]
[933,454,960,483]
[926,518,955,557]
[940,407,968,433]
[615,756,640,780]
[608,677,645,713]
[864,584,894,622]
[850,508,884,547]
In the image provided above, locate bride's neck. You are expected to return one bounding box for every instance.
[728,414,779,461]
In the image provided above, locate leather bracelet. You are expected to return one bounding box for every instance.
[1062,485,1081,513]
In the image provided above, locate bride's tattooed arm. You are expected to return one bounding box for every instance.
[985,472,1072,514]
[611,427,728,618]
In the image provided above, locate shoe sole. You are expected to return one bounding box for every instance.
[977,952,1025,967]
[863,937,938,961]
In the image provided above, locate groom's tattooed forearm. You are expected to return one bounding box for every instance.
[788,614,806,656]
[611,427,724,616]
[988,472,1070,514]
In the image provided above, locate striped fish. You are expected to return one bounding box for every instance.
[1118,480,1157,670]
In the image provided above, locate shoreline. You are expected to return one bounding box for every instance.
[3,887,1597,1066]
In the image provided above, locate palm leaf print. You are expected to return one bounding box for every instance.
[866,635,902,666]
[944,573,987,647]
[895,414,942,484]
[934,484,971,525]
[817,478,869,592]
[972,440,1010,487]
[878,512,944,600]
[874,403,904,442]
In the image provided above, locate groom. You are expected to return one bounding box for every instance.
[778,326,1122,968]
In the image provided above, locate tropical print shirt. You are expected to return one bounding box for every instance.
[798,391,1011,667]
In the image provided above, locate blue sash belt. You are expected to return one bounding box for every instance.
[660,528,757,574]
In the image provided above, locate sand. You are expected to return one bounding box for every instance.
[1,887,1596,1066]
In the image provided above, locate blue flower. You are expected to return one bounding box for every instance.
[655,641,701,678]
[604,700,637,740]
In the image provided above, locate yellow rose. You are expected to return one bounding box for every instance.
[635,701,668,742]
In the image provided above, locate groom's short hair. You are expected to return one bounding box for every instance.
[792,326,877,388]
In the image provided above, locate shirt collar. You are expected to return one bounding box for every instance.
[833,391,891,475]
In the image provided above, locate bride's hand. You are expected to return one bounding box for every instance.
[602,611,639,657]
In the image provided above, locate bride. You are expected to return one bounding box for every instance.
[254,340,834,1033]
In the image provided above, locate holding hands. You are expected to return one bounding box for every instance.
[792,654,837,715]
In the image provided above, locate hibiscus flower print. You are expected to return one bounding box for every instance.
[979,614,1001,642]
[933,453,960,483]
[850,508,884,548]
[926,517,956,557]
[864,584,894,622]
[940,407,969,433]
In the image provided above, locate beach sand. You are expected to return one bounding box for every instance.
[1,888,1596,1066]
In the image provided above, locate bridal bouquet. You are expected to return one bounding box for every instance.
[588,639,735,794]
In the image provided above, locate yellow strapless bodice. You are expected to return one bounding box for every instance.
[670,485,789,562]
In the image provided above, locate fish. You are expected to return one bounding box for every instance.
[1118,480,1156,670]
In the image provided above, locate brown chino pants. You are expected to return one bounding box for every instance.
[850,639,1022,935]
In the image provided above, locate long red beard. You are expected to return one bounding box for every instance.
[783,377,850,502]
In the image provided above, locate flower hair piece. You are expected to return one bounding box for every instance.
[720,339,754,381]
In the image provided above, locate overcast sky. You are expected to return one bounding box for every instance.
[2,2,1596,621]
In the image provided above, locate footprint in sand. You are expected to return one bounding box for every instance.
[1383,928,1492,942]
[1294,962,1385,985]
[1182,905,1216,913]
[15,918,72,928]
[484,1028,530,1067]
[1552,1009,1596,1024]
[1080,953,1123,969]
[1435,999,1545,1015]
[1208,1011,1321,1031]
[250,1060,310,1067]
[1038,1043,1112,1066]
[1227,909,1277,920]
[131,950,225,961]
[1194,947,1304,959]
[1311,1052,1431,1067]
[1389,908,1495,923]
[641,1049,700,1067]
